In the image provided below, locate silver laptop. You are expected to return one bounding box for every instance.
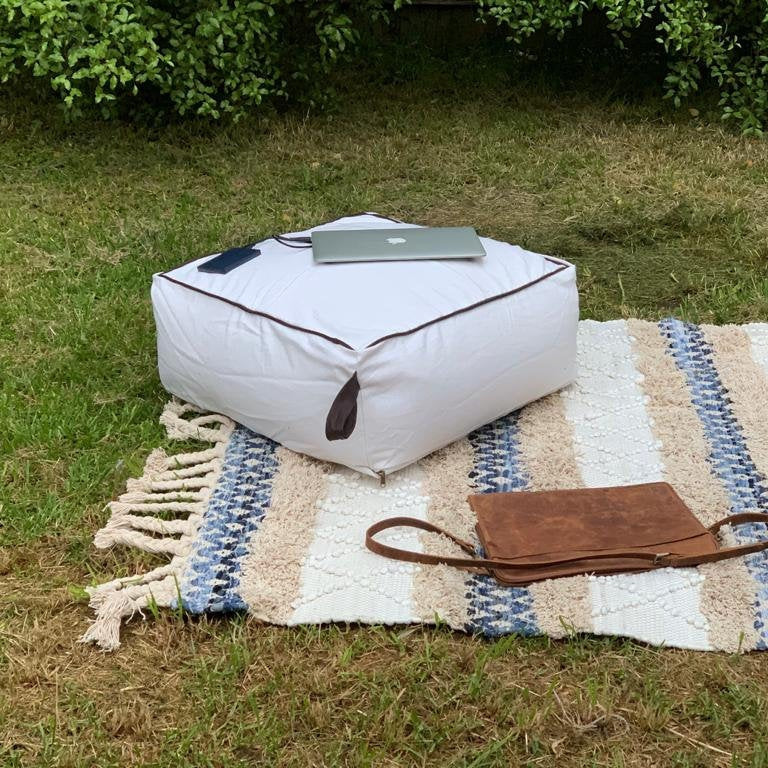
[311,227,486,263]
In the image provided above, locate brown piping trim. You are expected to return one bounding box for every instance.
[542,255,570,268]
[159,212,571,352]
[365,261,570,348]
[158,273,354,349]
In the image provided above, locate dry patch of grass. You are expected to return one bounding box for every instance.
[4,556,768,766]
[3,80,768,766]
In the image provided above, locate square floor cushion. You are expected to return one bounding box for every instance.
[152,213,578,478]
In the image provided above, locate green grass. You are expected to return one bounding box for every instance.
[3,73,768,767]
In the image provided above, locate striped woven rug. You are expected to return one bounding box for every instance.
[82,319,768,652]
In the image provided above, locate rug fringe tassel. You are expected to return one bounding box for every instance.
[80,399,234,650]
[81,573,181,652]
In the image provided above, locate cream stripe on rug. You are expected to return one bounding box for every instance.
[238,448,328,624]
[413,440,475,629]
[517,386,592,637]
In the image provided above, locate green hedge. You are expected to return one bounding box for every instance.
[0,0,389,119]
[479,0,768,136]
[1,1,767,134]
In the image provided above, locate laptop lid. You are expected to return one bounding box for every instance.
[311,226,486,263]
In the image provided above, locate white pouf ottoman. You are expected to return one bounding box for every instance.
[152,213,578,478]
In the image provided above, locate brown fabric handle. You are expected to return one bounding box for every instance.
[365,513,768,574]
[325,372,360,441]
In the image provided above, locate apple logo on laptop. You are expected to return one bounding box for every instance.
[386,236,407,245]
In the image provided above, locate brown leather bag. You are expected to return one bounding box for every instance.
[365,482,768,586]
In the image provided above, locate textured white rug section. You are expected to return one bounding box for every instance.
[290,466,428,624]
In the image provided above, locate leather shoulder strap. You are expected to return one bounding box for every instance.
[669,512,768,567]
[366,517,480,566]
[366,518,676,572]
[708,512,768,534]
[366,514,768,573]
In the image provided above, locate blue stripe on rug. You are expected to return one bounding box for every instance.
[660,318,768,647]
[178,427,279,614]
[465,413,540,637]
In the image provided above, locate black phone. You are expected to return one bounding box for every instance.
[198,245,260,274]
